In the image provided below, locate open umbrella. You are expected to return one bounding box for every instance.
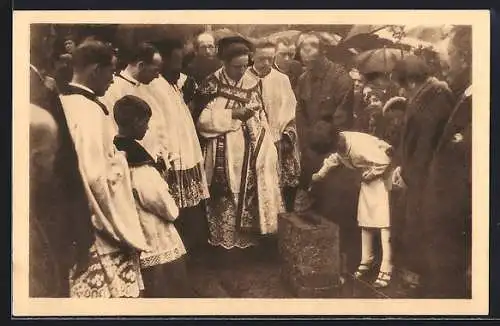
[374,28,436,52]
[354,47,408,74]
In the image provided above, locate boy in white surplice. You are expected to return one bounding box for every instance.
[247,40,300,213]
[311,121,394,288]
[112,95,193,297]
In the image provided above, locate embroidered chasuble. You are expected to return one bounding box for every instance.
[197,68,284,249]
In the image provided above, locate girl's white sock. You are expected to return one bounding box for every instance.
[380,227,394,273]
[360,227,375,265]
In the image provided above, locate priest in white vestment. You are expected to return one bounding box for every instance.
[144,39,210,254]
[196,36,284,251]
[100,42,168,161]
[59,40,150,298]
[248,41,300,212]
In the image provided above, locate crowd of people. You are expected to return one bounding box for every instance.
[29,25,472,299]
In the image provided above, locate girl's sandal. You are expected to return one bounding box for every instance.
[373,271,392,288]
[353,263,374,279]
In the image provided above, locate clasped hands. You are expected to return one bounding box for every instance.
[232,104,256,121]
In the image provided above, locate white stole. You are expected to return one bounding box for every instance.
[257,68,297,142]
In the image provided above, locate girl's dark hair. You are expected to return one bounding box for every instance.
[391,55,430,87]
[308,120,340,155]
[113,95,152,128]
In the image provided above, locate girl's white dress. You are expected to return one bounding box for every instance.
[317,132,392,228]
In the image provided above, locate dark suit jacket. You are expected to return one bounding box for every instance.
[295,57,354,187]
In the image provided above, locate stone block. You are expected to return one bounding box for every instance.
[278,211,342,297]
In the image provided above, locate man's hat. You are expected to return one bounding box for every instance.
[217,35,254,60]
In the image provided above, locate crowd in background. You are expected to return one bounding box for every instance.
[29,24,472,299]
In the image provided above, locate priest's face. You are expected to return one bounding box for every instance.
[253,46,275,75]
[138,52,163,85]
[197,34,216,58]
[225,54,249,81]
[93,55,117,97]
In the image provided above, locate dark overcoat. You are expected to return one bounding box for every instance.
[395,77,455,275]
[420,84,472,298]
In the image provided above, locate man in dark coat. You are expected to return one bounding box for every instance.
[390,55,455,287]
[29,27,93,297]
[293,32,357,269]
[295,32,355,189]
[420,26,472,298]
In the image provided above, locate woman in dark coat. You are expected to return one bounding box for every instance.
[390,55,455,286]
[420,26,472,298]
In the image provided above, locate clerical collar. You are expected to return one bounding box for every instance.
[63,83,109,115]
[250,66,271,78]
[117,69,140,87]
[113,135,166,174]
[68,82,95,94]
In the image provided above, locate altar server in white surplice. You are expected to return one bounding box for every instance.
[59,40,150,298]
[100,42,168,163]
[144,38,210,255]
[247,40,300,213]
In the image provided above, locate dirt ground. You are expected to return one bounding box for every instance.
[186,168,414,299]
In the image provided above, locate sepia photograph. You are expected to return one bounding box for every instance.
[12,10,490,316]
